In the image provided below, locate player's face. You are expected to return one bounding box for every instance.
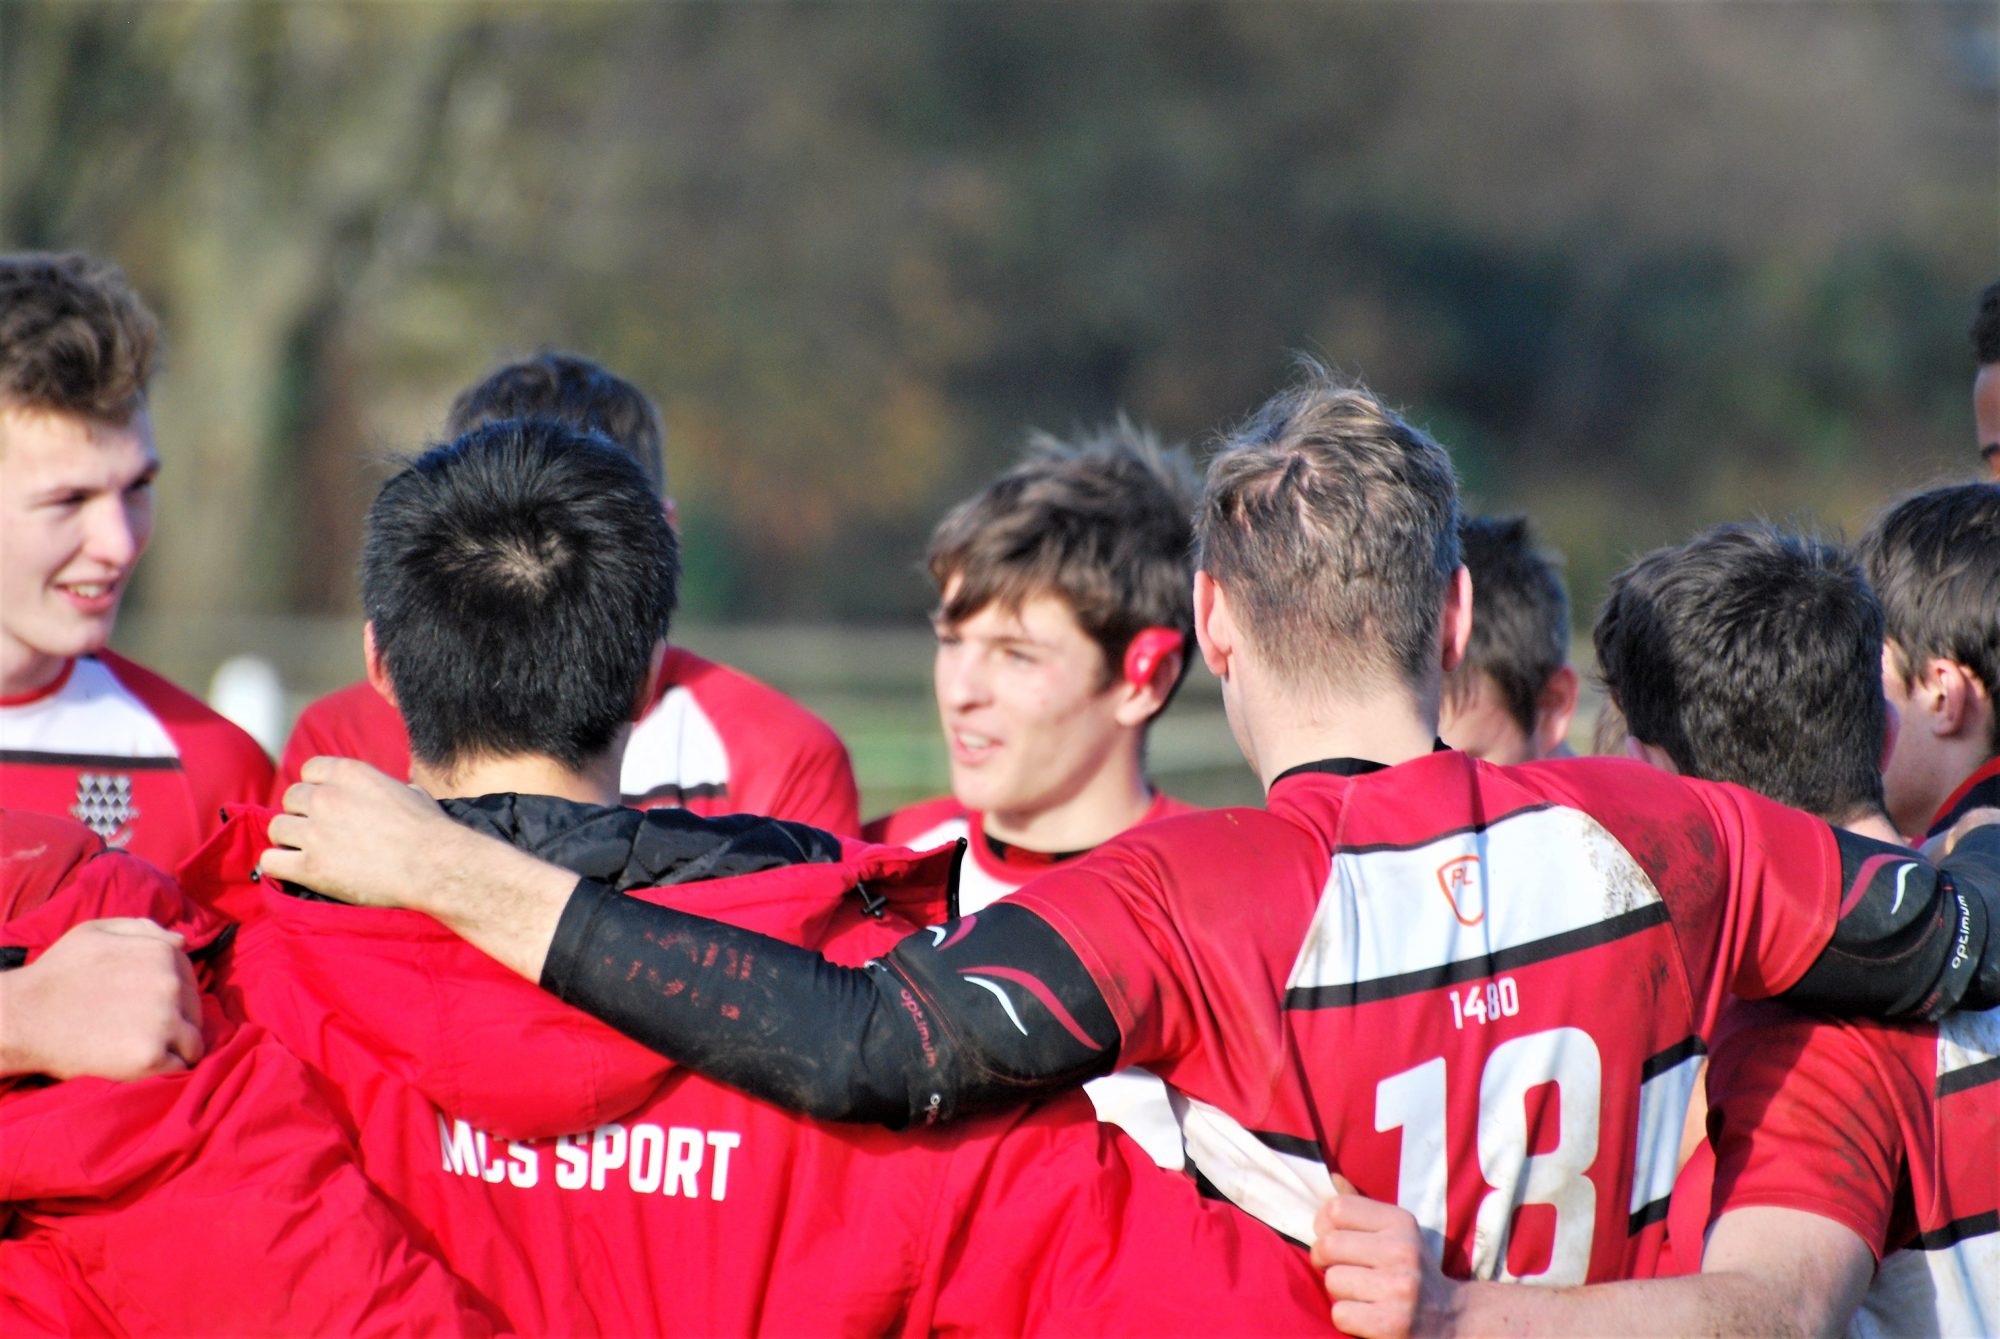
[1440,670,1534,765]
[0,405,158,696]
[1879,641,1942,839]
[1975,364,2000,482]
[933,587,1127,835]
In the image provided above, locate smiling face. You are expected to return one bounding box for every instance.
[0,403,158,696]
[932,584,1137,844]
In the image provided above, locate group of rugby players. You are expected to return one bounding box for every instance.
[2,249,1998,1336]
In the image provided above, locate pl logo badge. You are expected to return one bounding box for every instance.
[71,772,139,846]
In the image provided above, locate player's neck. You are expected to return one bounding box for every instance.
[0,640,70,701]
[982,748,1155,853]
[410,750,623,809]
[1835,808,1903,846]
[1242,683,1440,792]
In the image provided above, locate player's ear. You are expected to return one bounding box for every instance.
[1929,658,1990,741]
[362,622,399,709]
[1532,665,1580,759]
[634,639,669,723]
[1193,572,1233,678]
[662,496,679,533]
[1439,566,1474,674]
[1112,628,1184,728]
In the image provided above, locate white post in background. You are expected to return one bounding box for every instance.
[209,655,287,756]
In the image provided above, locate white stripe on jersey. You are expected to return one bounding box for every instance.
[1630,1051,1703,1220]
[1170,1089,1335,1246]
[0,658,179,760]
[621,685,729,799]
[1285,805,1665,995]
[1938,1006,2000,1085]
[1856,1233,1998,1339]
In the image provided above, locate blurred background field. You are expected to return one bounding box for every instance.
[5,0,1993,807]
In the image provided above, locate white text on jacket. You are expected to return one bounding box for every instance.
[437,1114,741,1201]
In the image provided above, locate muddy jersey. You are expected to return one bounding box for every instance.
[867,791,1199,1170]
[278,646,860,833]
[1005,751,1840,1283]
[1705,1000,2000,1338]
[0,652,274,873]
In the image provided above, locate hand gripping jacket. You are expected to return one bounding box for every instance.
[187,799,1334,1337]
[0,809,493,1336]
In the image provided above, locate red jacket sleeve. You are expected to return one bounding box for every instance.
[919,1092,1337,1336]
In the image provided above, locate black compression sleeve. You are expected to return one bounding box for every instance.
[1941,824,2000,1010]
[1779,826,1996,1021]
[540,881,1118,1127]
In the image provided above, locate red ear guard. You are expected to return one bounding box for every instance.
[1122,627,1185,688]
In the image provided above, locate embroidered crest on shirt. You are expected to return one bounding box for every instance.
[71,772,139,845]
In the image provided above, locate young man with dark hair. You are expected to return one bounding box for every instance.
[277,350,860,833]
[867,424,1199,1165]
[1311,523,1997,1338]
[1438,515,1577,764]
[1972,279,2000,481]
[200,419,1332,1334]
[0,252,274,870]
[1860,482,2000,841]
[268,369,2000,1286]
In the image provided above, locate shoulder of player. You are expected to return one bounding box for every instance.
[95,651,274,778]
[662,647,844,752]
[864,795,966,846]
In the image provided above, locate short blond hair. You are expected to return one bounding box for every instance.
[1196,366,1461,697]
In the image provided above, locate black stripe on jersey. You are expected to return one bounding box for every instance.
[1252,1128,1325,1162]
[1628,1195,1672,1236]
[1285,902,1673,1010]
[1913,1209,2000,1251]
[621,781,729,806]
[0,946,26,970]
[1936,1054,2000,1099]
[0,750,182,771]
[1641,1034,1708,1081]
[1186,1158,1314,1248]
[1327,803,1561,858]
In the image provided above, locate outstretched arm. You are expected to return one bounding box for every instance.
[1776,823,2000,1019]
[262,757,1122,1125]
[1312,1194,1870,1339]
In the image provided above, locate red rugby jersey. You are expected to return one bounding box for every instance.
[278,646,860,833]
[1006,751,1837,1283]
[0,652,274,873]
[1705,1000,2000,1337]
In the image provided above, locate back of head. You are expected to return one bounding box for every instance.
[929,417,1197,696]
[1445,515,1571,740]
[446,352,667,495]
[1593,522,1885,822]
[362,420,679,773]
[1196,365,1462,699]
[0,252,159,423]
[1860,482,2000,751]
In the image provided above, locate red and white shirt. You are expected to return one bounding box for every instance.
[868,790,1199,1170]
[0,652,274,874]
[1705,1000,2000,1338]
[1005,751,1838,1282]
[278,647,860,834]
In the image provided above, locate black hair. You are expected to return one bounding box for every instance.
[1861,483,2000,751]
[363,419,678,772]
[1973,279,2000,367]
[447,351,667,494]
[1593,522,1885,823]
[1445,515,1570,737]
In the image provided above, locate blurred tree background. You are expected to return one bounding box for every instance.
[3,0,1995,809]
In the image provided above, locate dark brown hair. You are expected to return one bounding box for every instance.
[0,252,159,423]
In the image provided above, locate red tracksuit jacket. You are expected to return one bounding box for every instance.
[188,805,1333,1337]
[0,809,493,1336]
